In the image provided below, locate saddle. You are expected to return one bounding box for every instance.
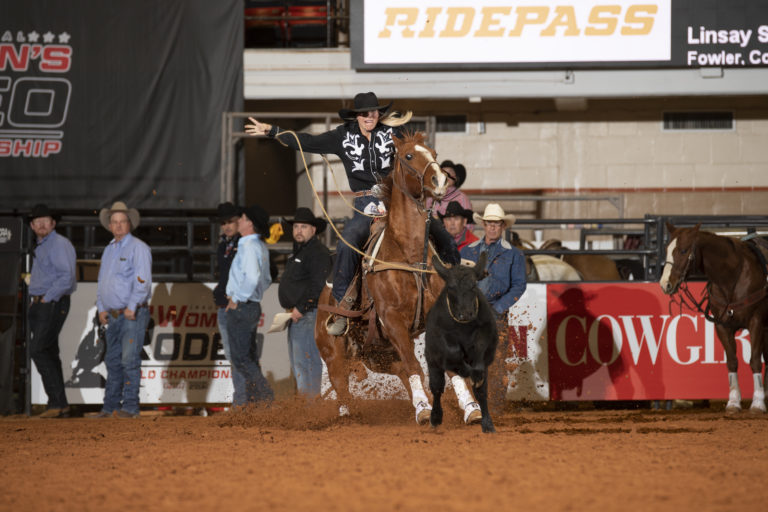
[742,234,768,278]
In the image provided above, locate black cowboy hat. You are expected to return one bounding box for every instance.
[28,203,61,223]
[212,202,241,223]
[438,201,474,223]
[440,160,466,189]
[338,92,393,121]
[285,207,327,235]
[242,203,270,235]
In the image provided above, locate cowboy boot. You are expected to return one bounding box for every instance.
[326,274,360,336]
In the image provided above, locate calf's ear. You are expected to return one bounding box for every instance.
[432,255,449,279]
[474,251,488,280]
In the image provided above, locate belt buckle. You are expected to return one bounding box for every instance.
[109,310,120,319]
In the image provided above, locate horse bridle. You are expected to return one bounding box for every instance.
[446,295,479,324]
[395,153,441,206]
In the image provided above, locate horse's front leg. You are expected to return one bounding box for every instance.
[747,317,766,414]
[716,324,742,413]
[447,372,482,425]
[381,314,431,424]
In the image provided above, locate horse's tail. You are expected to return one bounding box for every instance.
[381,110,412,127]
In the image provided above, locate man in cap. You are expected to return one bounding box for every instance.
[245,91,459,336]
[225,204,274,405]
[211,202,246,406]
[27,204,77,418]
[460,203,527,412]
[278,207,332,398]
[94,201,152,418]
[439,201,478,251]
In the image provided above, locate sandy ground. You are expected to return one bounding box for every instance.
[1,400,767,512]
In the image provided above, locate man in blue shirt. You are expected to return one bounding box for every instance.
[27,204,77,418]
[460,203,527,413]
[225,204,274,406]
[94,202,152,419]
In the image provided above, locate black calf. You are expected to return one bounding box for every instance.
[425,253,498,433]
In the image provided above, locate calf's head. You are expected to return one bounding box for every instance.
[433,252,487,323]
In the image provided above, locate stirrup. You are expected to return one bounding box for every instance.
[326,316,348,336]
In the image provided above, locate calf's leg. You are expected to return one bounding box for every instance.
[473,368,496,434]
[428,364,445,428]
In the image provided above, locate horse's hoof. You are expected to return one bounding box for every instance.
[749,403,766,415]
[725,404,742,415]
[463,402,482,424]
[415,401,432,425]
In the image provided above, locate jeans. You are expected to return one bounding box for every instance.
[217,307,246,405]
[102,307,150,415]
[225,301,274,405]
[287,309,322,397]
[28,296,70,409]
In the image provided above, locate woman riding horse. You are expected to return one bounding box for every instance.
[245,92,459,335]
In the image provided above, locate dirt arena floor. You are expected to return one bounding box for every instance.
[1,400,766,512]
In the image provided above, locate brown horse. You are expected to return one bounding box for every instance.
[540,239,622,281]
[660,223,768,413]
[315,132,480,424]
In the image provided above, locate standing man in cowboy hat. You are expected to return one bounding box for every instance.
[211,202,247,406]
[27,204,77,418]
[439,201,478,251]
[427,161,473,226]
[244,91,459,335]
[278,207,332,398]
[460,203,527,412]
[225,204,274,405]
[95,201,152,418]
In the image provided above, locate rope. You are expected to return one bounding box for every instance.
[274,129,436,275]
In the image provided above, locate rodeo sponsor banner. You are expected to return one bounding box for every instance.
[0,1,243,209]
[353,0,768,69]
[30,283,292,405]
[547,282,760,401]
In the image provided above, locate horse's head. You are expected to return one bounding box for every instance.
[393,131,448,202]
[659,222,700,295]
[433,253,487,323]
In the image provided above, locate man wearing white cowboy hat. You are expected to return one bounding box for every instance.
[94,201,152,418]
[278,207,332,397]
[245,91,460,336]
[460,203,527,412]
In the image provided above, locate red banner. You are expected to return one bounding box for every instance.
[547,282,758,400]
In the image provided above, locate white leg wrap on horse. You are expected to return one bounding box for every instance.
[451,376,481,424]
[409,375,430,409]
[727,372,742,411]
[751,373,766,413]
[451,376,474,410]
[339,404,350,417]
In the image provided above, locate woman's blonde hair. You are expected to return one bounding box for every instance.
[380,110,412,127]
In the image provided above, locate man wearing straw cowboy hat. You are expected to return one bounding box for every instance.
[27,203,77,418]
[460,203,527,412]
[94,201,152,418]
[278,207,332,397]
[245,91,459,336]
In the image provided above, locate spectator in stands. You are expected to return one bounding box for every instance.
[278,207,332,398]
[225,204,274,405]
[460,203,527,411]
[27,204,77,418]
[427,161,473,227]
[439,201,478,251]
[244,91,459,336]
[94,202,152,419]
[211,202,246,406]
